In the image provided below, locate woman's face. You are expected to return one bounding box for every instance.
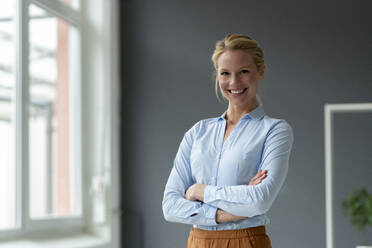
[217,50,265,109]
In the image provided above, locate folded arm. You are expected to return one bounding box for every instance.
[203,121,294,217]
[162,124,218,226]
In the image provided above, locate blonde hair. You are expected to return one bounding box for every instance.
[211,34,265,101]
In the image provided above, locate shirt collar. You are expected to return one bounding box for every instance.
[217,101,265,121]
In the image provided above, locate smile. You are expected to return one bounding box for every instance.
[228,88,247,95]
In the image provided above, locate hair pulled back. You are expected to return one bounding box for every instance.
[211,34,265,101]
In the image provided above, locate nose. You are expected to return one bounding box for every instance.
[230,73,241,85]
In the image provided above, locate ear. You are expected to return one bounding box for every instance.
[258,64,266,80]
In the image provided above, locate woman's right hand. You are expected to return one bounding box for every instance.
[216,208,245,223]
[249,169,268,186]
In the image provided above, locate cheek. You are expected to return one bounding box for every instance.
[218,80,228,91]
[243,75,259,85]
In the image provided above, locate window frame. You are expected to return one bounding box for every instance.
[324,102,372,248]
[0,0,120,247]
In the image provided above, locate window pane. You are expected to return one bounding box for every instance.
[0,0,16,230]
[59,0,80,10]
[29,4,81,219]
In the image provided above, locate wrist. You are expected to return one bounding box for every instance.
[196,184,206,201]
[216,209,224,223]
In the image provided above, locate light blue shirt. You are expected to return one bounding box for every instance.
[162,102,294,230]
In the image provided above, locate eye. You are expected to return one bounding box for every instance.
[220,71,230,76]
[240,69,249,74]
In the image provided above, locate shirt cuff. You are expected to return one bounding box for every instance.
[201,203,218,225]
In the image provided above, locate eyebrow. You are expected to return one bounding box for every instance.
[218,66,252,71]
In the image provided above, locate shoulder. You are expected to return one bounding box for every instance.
[261,115,294,143]
[263,116,293,132]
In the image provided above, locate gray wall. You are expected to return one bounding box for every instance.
[120,1,372,247]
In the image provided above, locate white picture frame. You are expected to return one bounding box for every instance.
[324,102,372,248]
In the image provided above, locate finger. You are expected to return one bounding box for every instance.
[256,173,265,179]
[254,175,266,183]
[254,170,264,178]
[252,173,260,180]
[250,179,258,186]
[259,173,267,179]
[250,170,266,185]
[257,172,267,179]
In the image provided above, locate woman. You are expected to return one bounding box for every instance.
[162,34,294,248]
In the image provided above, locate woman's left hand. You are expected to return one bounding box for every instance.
[249,169,268,186]
[185,184,206,202]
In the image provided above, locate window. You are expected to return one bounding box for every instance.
[0,0,120,247]
[0,0,17,231]
[28,3,81,219]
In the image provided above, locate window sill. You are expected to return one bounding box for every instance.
[0,233,111,248]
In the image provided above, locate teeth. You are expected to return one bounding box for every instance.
[230,89,244,94]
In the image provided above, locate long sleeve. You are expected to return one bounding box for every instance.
[203,120,294,217]
[162,124,218,226]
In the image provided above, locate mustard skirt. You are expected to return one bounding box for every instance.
[186,225,272,248]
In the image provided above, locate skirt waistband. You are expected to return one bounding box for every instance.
[190,225,267,239]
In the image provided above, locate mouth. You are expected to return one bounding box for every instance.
[228,88,247,95]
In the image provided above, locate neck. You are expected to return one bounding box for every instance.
[225,99,258,125]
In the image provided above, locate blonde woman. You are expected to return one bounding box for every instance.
[162,34,294,248]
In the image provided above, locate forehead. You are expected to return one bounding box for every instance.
[217,50,255,69]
